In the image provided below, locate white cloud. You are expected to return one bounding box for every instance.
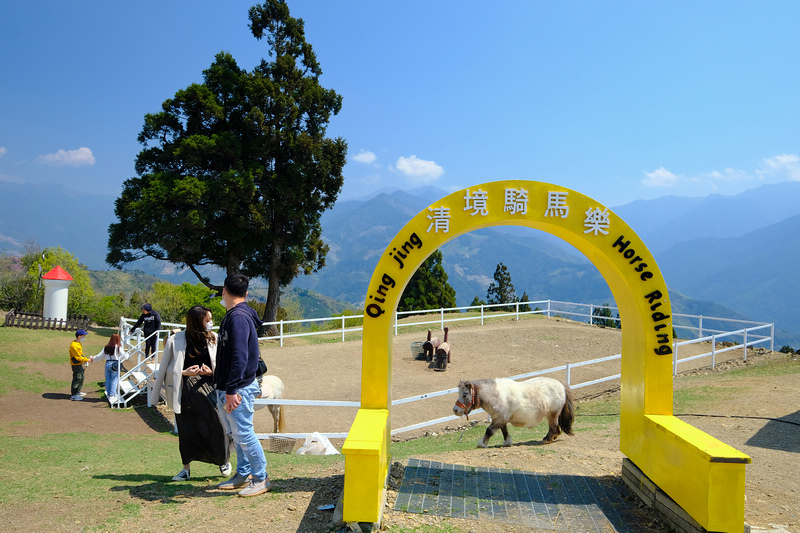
[641,154,800,195]
[394,155,444,183]
[0,172,24,184]
[700,168,751,183]
[37,147,96,167]
[759,153,800,181]
[352,150,377,164]
[0,146,7,159]
[642,166,680,188]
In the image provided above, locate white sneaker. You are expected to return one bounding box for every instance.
[108,395,119,404]
[70,395,84,401]
[78,392,87,396]
[220,462,232,476]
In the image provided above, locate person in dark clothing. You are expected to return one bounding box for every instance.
[214,274,270,497]
[149,305,231,481]
[132,303,162,357]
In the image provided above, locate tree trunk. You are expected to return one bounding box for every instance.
[263,241,283,337]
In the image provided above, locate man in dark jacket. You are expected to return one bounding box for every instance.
[213,274,270,497]
[132,303,162,357]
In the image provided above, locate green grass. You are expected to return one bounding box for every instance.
[0,327,108,395]
[671,354,800,412]
[0,359,67,395]
[725,355,800,378]
[574,397,621,428]
[673,384,743,412]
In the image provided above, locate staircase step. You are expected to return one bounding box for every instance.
[120,371,150,393]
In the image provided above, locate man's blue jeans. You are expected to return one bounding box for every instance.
[216,380,267,482]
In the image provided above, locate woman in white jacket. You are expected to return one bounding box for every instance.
[91,333,128,405]
[149,305,231,481]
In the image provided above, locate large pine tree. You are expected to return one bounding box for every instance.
[107,1,347,333]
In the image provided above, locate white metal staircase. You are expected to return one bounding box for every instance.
[112,318,164,409]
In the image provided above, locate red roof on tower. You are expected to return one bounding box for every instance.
[42,266,73,281]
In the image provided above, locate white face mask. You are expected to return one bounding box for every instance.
[206,320,214,331]
[219,298,226,308]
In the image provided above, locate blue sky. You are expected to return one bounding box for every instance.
[2,1,800,208]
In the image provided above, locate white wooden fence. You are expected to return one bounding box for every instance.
[125,299,774,442]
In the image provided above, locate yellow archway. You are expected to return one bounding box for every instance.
[341,181,749,532]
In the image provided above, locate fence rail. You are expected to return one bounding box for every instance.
[124,299,774,443]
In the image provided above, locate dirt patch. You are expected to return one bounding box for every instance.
[1,317,797,531]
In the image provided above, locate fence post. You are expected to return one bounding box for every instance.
[770,324,774,352]
[711,335,716,368]
[565,362,571,386]
[699,316,703,338]
[547,300,551,319]
[480,305,484,326]
[515,301,520,321]
[673,344,678,376]
[394,311,398,336]
[743,329,748,362]
[440,308,444,330]
[280,321,284,348]
[589,304,594,325]
[342,315,346,343]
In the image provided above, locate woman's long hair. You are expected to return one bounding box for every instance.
[185,305,215,359]
[103,333,121,355]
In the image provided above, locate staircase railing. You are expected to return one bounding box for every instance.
[112,318,166,408]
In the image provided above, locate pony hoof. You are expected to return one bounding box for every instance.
[477,440,488,448]
[503,438,512,447]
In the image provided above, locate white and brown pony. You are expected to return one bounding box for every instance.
[453,376,574,448]
[255,375,287,433]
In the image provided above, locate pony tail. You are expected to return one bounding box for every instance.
[559,385,575,436]
[277,406,286,433]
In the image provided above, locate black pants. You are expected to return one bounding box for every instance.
[144,335,158,357]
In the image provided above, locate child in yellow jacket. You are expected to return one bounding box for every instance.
[69,329,91,401]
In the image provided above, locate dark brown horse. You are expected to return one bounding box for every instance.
[453,376,574,447]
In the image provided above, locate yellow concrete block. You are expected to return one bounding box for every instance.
[342,409,390,523]
[641,415,750,532]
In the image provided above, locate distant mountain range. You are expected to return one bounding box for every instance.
[2,180,799,347]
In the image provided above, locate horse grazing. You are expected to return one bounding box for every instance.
[453,376,574,448]
[255,375,287,433]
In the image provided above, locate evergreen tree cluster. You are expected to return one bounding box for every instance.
[398,250,456,312]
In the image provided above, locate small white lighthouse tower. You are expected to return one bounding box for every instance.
[42,266,73,321]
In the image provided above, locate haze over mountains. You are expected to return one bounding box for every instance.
[2,180,799,346]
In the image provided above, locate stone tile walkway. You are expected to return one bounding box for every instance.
[394,458,654,532]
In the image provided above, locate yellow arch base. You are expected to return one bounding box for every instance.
[341,181,750,531]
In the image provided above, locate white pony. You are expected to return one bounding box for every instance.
[453,376,574,448]
[255,375,287,433]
